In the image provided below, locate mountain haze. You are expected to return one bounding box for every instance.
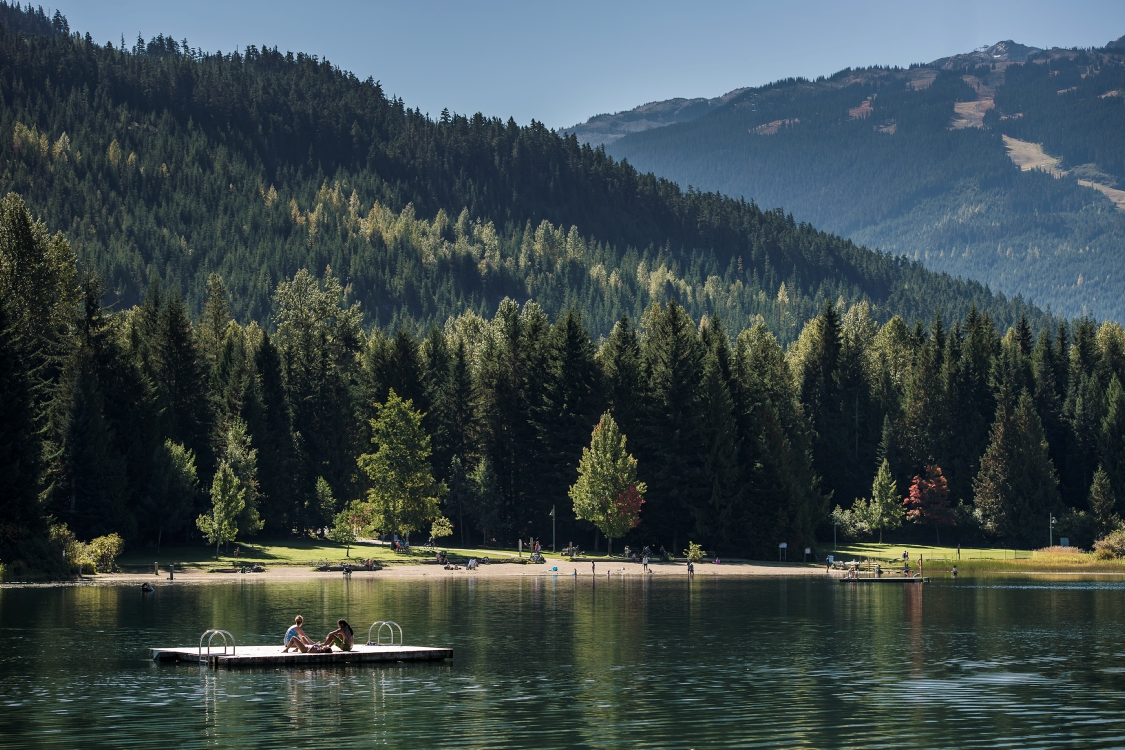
[566,38,1125,321]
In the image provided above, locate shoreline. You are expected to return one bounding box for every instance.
[7,560,1125,588]
[5,559,832,587]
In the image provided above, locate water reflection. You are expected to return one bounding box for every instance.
[3,577,1125,747]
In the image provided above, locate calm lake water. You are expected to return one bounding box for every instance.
[3,574,1125,748]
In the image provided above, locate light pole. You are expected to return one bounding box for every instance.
[550,505,556,553]
[1049,514,1056,547]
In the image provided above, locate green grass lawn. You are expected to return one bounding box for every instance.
[833,542,1125,573]
[834,542,1034,561]
[116,538,622,568]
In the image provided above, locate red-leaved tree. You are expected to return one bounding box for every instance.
[903,465,953,543]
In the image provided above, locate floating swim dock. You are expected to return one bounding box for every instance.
[152,623,452,669]
[152,643,452,668]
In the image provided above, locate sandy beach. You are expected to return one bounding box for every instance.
[80,559,833,585]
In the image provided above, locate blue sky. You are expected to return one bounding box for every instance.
[57,0,1125,128]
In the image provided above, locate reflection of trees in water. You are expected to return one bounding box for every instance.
[904,583,924,674]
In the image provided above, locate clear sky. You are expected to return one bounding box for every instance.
[55,0,1125,129]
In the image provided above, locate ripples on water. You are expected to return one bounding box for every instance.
[3,576,1125,748]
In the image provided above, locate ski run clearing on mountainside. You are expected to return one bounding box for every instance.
[1002,136,1125,211]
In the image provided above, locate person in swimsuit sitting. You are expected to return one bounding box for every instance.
[322,619,354,651]
[283,615,315,652]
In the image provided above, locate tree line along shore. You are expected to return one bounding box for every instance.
[4,189,1125,579]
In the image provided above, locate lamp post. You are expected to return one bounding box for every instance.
[550,505,556,553]
[1049,514,1056,547]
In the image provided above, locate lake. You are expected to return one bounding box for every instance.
[3,574,1125,748]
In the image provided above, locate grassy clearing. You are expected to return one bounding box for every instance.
[115,538,623,569]
[834,542,1125,574]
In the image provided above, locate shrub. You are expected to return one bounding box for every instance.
[831,503,870,540]
[683,541,704,563]
[1093,528,1125,559]
[76,533,125,572]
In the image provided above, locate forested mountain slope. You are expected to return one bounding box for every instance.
[4,6,1124,575]
[573,39,1125,321]
[0,4,1047,340]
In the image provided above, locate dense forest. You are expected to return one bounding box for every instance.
[0,3,1048,342]
[2,5,1122,575]
[5,190,1125,575]
[603,43,1125,321]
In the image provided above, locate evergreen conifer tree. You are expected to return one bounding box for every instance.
[1071,373,1106,495]
[974,391,1060,546]
[154,293,212,479]
[698,344,742,543]
[140,439,198,551]
[600,315,645,434]
[539,309,603,538]
[1100,376,1125,502]
[1033,331,1069,499]
[249,330,297,533]
[1089,465,1117,537]
[641,301,705,551]
[0,302,45,565]
[422,326,454,478]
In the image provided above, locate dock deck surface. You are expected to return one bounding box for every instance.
[152,643,452,668]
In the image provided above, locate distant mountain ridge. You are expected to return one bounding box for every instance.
[561,88,751,146]
[561,41,1051,146]
[563,36,1125,320]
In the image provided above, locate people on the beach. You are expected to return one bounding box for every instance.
[642,555,649,573]
[687,561,695,576]
[283,615,315,652]
[323,619,354,651]
[952,566,958,578]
